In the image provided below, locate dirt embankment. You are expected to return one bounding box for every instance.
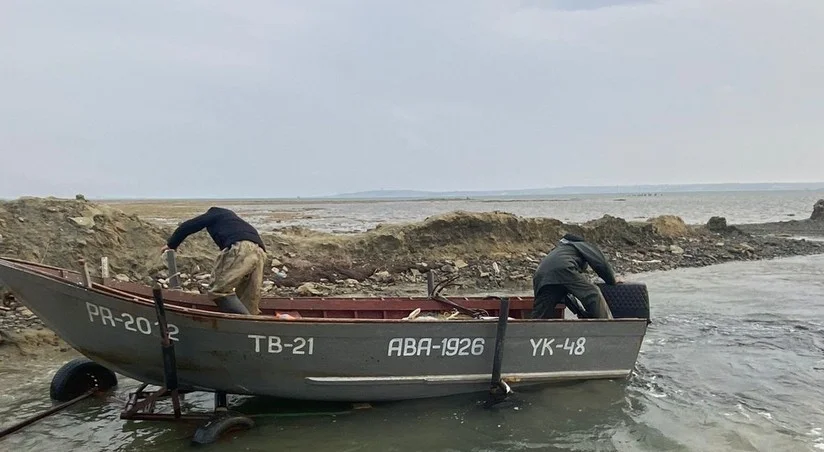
[2,196,824,348]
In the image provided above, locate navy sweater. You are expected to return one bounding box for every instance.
[166,207,265,252]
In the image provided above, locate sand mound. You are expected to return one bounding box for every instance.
[0,197,758,290]
[647,215,691,238]
[0,197,216,281]
[353,210,568,257]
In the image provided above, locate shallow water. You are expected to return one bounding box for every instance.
[1,255,824,451]
[205,190,824,232]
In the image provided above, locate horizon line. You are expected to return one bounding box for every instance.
[3,181,824,202]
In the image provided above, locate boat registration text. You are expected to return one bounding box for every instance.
[387,337,486,357]
[85,302,180,341]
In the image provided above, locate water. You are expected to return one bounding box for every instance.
[155,190,824,233]
[2,255,823,451]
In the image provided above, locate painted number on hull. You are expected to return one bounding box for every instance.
[85,302,180,341]
[530,337,587,356]
[248,335,315,355]
[387,338,485,357]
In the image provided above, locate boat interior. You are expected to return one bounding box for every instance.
[0,257,565,320]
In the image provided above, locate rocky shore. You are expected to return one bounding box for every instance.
[1,196,824,352]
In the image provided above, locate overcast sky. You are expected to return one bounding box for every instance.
[1,0,823,199]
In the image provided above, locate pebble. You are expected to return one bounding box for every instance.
[371,271,392,283]
[296,282,325,296]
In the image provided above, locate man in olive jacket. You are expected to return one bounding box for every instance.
[532,233,620,319]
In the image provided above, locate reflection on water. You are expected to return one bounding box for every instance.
[2,255,824,451]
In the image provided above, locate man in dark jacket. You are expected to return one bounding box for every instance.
[532,233,620,319]
[160,207,267,315]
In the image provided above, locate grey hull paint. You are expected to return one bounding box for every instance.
[0,261,648,402]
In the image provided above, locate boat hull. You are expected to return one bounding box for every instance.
[0,260,648,402]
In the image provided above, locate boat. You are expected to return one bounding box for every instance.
[0,256,650,403]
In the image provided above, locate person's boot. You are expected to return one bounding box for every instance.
[214,294,250,314]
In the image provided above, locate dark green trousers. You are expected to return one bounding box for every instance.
[533,274,614,319]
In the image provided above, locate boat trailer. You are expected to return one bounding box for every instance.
[116,274,516,443]
[0,258,517,446]
[118,282,258,445]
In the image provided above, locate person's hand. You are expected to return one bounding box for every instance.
[160,245,171,255]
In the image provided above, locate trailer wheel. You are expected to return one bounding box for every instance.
[49,358,118,401]
[191,412,254,445]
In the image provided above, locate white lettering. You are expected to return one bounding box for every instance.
[167,324,180,342]
[293,337,307,354]
[403,338,417,356]
[387,337,486,357]
[530,337,588,357]
[530,338,541,357]
[249,334,266,353]
[471,338,484,355]
[248,335,315,355]
[541,338,555,356]
[136,317,152,335]
[418,338,433,356]
[574,337,586,355]
[86,302,100,323]
[99,306,116,327]
[388,338,403,357]
[85,302,180,341]
[458,338,471,356]
[268,336,283,353]
[122,313,136,332]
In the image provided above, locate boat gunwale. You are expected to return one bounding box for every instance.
[0,256,649,326]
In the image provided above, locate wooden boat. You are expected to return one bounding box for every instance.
[0,256,649,403]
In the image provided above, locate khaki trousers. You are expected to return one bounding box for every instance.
[207,240,266,315]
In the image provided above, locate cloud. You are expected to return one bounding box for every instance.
[0,0,823,198]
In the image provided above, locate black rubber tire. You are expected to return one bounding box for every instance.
[49,358,118,401]
[597,282,651,321]
[191,412,254,446]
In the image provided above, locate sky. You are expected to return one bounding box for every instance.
[1,0,823,199]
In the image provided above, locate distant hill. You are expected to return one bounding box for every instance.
[322,182,824,200]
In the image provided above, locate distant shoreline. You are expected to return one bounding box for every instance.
[57,188,824,205]
[3,182,824,203]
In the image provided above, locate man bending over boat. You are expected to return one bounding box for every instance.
[160,207,267,315]
[531,233,620,320]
